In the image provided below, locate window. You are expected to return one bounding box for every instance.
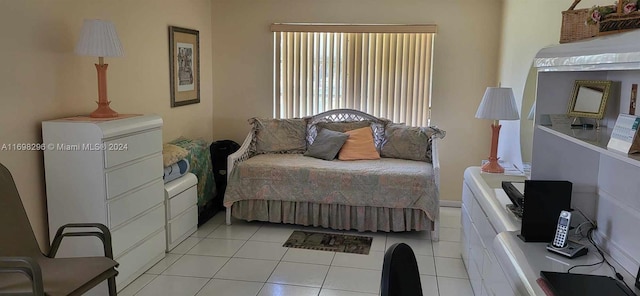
[272,24,436,126]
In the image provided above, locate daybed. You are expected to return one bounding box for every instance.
[224,109,445,240]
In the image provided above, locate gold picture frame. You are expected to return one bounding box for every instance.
[567,80,612,119]
[169,26,200,107]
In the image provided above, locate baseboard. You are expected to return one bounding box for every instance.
[441,200,461,208]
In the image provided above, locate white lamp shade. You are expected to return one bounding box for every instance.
[75,19,124,57]
[475,87,520,120]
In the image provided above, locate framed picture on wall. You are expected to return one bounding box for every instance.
[169,26,200,107]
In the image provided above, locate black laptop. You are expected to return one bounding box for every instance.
[539,271,637,296]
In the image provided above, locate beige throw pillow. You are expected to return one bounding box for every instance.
[338,127,380,160]
[162,143,189,167]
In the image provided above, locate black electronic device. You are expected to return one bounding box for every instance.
[502,181,524,219]
[518,180,572,242]
[502,181,524,209]
[539,271,637,296]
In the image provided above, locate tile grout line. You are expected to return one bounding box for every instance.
[208,225,261,281]
[317,251,337,294]
[256,241,285,296]
[431,233,441,296]
[192,278,214,296]
[131,273,159,296]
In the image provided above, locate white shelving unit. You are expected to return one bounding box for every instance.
[531,30,640,279]
[537,125,640,166]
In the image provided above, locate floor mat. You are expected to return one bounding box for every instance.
[283,230,373,255]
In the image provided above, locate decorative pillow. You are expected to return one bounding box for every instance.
[304,128,349,160]
[338,126,381,160]
[250,118,307,154]
[381,124,436,162]
[162,143,189,167]
[316,120,371,133]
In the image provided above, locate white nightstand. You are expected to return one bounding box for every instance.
[164,173,198,251]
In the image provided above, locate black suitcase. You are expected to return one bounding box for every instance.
[209,140,240,209]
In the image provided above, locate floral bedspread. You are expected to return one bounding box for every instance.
[224,154,439,222]
[170,137,216,210]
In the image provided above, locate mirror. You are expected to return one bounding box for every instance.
[520,66,537,165]
[567,80,612,119]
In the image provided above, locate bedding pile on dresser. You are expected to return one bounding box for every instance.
[162,143,190,183]
[165,138,216,212]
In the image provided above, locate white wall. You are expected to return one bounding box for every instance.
[211,0,504,203]
[498,0,601,164]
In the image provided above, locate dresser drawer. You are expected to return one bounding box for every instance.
[167,185,197,220]
[462,182,474,212]
[114,229,165,289]
[468,247,483,296]
[105,154,162,199]
[112,204,165,257]
[461,205,471,264]
[468,221,484,275]
[168,205,198,249]
[476,206,498,250]
[104,129,162,168]
[108,180,164,228]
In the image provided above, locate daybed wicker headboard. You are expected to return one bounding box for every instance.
[305,109,390,148]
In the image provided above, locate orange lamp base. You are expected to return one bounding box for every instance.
[481,157,505,174]
[89,60,118,118]
[90,101,118,118]
[480,123,504,174]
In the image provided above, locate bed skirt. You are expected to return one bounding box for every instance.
[230,200,432,232]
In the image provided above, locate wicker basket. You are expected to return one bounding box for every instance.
[560,0,599,43]
[598,2,640,35]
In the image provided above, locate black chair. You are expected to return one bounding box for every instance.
[381,243,423,296]
[0,163,119,295]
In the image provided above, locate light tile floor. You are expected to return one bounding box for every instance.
[120,207,472,296]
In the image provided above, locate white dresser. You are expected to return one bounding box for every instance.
[42,114,166,291]
[462,167,640,295]
[462,167,525,296]
[164,173,198,251]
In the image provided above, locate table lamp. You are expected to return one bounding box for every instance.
[75,19,124,118]
[475,87,520,173]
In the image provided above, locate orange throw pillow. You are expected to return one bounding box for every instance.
[338,126,381,160]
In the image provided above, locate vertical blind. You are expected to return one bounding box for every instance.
[273,24,436,126]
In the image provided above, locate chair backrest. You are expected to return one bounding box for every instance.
[0,163,44,257]
[381,242,423,296]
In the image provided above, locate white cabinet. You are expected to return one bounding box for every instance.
[461,167,525,296]
[42,114,166,291]
[164,173,198,251]
[532,31,640,278]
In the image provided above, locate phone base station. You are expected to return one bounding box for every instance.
[546,241,588,259]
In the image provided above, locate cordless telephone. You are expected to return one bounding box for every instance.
[546,210,588,258]
[552,211,571,248]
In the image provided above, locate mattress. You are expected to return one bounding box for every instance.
[224,154,439,223]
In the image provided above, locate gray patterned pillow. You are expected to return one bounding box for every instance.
[316,121,371,133]
[304,128,349,160]
[250,118,307,154]
[381,124,436,162]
